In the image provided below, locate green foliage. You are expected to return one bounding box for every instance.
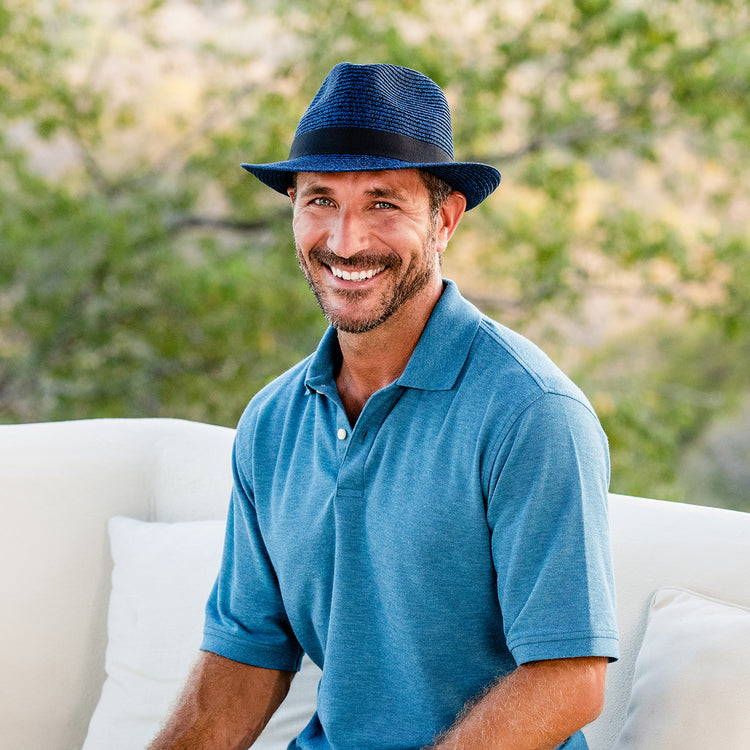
[0,144,322,423]
[2,0,750,509]
[577,319,746,502]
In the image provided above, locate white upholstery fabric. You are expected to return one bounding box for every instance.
[612,587,750,749]
[0,419,234,750]
[82,517,320,750]
[584,496,750,749]
[82,517,225,749]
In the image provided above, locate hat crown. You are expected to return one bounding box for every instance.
[294,63,455,159]
[240,62,501,210]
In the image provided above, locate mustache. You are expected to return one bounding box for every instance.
[308,246,402,270]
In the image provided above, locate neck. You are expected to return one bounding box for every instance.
[335,280,442,424]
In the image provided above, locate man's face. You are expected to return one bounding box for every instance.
[289,169,446,334]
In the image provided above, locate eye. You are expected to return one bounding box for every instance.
[374,201,396,210]
[311,197,334,207]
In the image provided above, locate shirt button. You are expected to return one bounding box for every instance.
[337,428,347,440]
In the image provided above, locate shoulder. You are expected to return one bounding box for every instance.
[470,315,597,418]
[458,315,608,475]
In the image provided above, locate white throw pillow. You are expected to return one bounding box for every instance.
[83,517,320,750]
[613,586,750,749]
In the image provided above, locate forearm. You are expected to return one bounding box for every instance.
[430,657,607,750]
[148,651,295,750]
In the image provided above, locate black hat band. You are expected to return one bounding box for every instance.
[289,126,453,164]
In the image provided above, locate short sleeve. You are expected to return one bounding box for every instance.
[201,433,304,672]
[487,392,619,665]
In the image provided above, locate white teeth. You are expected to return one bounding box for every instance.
[330,266,384,282]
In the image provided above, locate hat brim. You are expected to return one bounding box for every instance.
[241,154,500,211]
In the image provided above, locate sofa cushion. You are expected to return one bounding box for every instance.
[613,586,750,749]
[82,517,320,750]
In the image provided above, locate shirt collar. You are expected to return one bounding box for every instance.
[397,279,482,391]
[304,326,341,397]
[305,279,482,395]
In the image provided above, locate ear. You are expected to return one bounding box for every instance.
[434,191,467,253]
[287,186,296,205]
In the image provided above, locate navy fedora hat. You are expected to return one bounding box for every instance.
[241,62,501,210]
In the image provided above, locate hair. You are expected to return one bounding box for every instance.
[418,170,454,218]
[289,170,454,217]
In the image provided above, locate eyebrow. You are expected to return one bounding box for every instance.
[295,183,405,201]
[295,184,334,199]
[364,187,402,201]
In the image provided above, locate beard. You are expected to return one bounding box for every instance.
[296,230,440,334]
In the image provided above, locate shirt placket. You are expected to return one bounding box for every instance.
[334,385,403,499]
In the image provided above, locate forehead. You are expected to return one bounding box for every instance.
[294,169,429,200]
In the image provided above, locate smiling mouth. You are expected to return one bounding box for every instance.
[329,265,386,282]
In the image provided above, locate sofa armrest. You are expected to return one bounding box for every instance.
[584,494,750,748]
[0,418,234,750]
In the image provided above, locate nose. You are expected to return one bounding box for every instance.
[327,207,368,259]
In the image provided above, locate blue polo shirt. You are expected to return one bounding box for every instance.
[202,280,619,750]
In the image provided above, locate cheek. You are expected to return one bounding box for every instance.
[292,214,321,247]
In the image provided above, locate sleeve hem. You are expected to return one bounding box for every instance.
[509,634,620,666]
[201,628,304,672]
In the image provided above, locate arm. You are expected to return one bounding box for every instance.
[431,656,607,750]
[148,651,295,750]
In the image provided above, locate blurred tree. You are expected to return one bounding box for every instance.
[0,0,325,425]
[1,0,749,506]
[681,398,750,511]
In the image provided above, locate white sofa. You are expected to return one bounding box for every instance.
[2,418,749,749]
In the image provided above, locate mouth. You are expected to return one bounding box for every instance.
[328,265,386,283]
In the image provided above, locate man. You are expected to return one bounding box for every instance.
[150,62,618,750]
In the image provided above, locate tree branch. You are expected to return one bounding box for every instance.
[167,211,290,234]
